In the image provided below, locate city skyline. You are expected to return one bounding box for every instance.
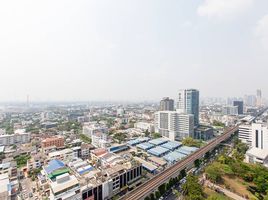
[0,0,268,102]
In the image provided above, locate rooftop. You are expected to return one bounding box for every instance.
[127,137,150,146]
[160,141,182,150]
[163,151,186,163]
[134,157,157,172]
[136,142,154,150]
[148,146,170,156]
[246,148,268,160]
[148,138,169,146]
[45,159,65,174]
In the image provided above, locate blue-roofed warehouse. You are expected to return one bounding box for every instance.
[148,138,169,146]
[137,142,154,150]
[163,151,186,164]
[108,144,129,153]
[148,146,170,157]
[45,159,65,174]
[127,137,150,146]
[160,141,182,150]
[176,146,198,155]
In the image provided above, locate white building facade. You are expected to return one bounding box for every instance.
[155,111,194,141]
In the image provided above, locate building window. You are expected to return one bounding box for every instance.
[255,130,259,148]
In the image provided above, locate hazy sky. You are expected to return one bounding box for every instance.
[0,0,268,102]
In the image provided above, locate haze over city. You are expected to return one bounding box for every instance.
[0,0,268,102]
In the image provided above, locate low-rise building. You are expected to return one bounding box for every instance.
[41,136,64,149]
[0,130,30,146]
[27,154,45,171]
[48,149,74,162]
[245,148,268,167]
[134,122,154,133]
[49,173,81,200]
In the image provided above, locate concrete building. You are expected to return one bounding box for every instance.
[194,125,214,141]
[91,132,110,148]
[239,124,252,147]
[244,122,268,167]
[0,173,18,200]
[82,123,108,138]
[257,89,262,107]
[49,173,81,200]
[48,149,74,162]
[41,136,64,149]
[233,101,244,115]
[134,122,154,133]
[155,111,194,141]
[251,123,268,150]
[81,144,94,159]
[27,154,45,171]
[245,148,268,167]
[222,105,238,115]
[160,97,174,111]
[0,130,30,146]
[177,89,199,126]
[244,95,257,107]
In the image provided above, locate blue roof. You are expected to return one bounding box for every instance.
[147,146,170,156]
[108,145,129,153]
[137,142,154,150]
[148,138,169,146]
[163,151,186,163]
[160,141,182,150]
[176,146,198,155]
[77,165,94,175]
[127,137,150,146]
[45,160,65,174]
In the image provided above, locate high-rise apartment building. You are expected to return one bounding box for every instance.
[222,105,238,115]
[160,97,174,111]
[233,101,244,115]
[177,89,199,126]
[244,95,257,107]
[239,124,252,146]
[257,89,262,107]
[155,111,194,141]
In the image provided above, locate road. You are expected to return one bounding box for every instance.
[121,126,239,200]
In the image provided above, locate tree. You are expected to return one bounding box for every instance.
[179,169,187,180]
[152,132,161,139]
[194,159,201,168]
[145,129,150,137]
[150,193,155,200]
[145,197,150,200]
[158,183,166,196]
[173,189,180,198]
[182,174,204,200]
[79,134,91,143]
[212,120,225,127]
[155,191,161,199]
[182,137,202,148]
[205,162,223,183]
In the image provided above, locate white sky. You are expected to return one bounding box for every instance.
[0,0,268,102]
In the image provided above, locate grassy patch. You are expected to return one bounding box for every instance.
[204,187,232,200]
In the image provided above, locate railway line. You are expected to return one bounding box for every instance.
[122,126,239,200]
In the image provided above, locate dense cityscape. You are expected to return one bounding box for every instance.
[1,1,268,200]
[0,89,267,200]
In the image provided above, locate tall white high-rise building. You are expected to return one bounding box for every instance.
[257,89,262,107]
[238,124,252,146]
[239,122,268,149]
[154,111,194,141]
[177,89,199,126]
[252,123,268,150]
